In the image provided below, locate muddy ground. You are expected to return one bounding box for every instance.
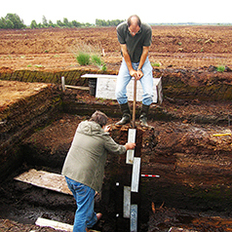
[0,26,232,231]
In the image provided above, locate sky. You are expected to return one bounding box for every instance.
[1,0,232,25]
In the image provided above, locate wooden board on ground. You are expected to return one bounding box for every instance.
[35,217,73,232]
[14,169,72,195]
[34,217,101,232]
[65,85,89,91]
[168,227,199,232]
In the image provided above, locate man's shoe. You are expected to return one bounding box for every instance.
[116,103,131,125]
[116,113,131,125]
[139,104,150,127]
[139,114,148,127]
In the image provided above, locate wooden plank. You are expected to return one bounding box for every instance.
[123,186,131,218]
[126,129,136,164]
[14,169,72,195]
[35,217,73,231]
[131,157,141,193]
[81,74,117,79]
[61,76,89,91]
[168,227,199,232]
[65,85,89,91]
[34,217,101,232]
[130,204,138,232]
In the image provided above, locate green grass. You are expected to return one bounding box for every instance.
[72,42,107,70]
[91,54,102,66]
[151,62,160,67]
[100,63,107,71]
[35,64,43,68]
[217,65,225,72]
[91,54,107,71]
[76,52,90,66]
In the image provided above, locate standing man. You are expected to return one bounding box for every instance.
[116,15,153,127]
[62,111,136,232]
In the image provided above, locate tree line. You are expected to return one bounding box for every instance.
[0,13,124,29]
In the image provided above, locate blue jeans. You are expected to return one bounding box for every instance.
[115,57,153,105]
[65,177,97,232]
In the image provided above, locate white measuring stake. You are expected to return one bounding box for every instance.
[131,157,141,192]
[123,186,131,218]
[126,129,136,164]
[130,204,138,232]
[61,76,65,92]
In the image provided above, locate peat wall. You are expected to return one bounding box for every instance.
[0,69,115,87]
[0,85,61,180]
[0,68,232,101]
[154,68,232,101]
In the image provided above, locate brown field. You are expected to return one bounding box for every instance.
[0,26,232,72]
[0,26,232,232]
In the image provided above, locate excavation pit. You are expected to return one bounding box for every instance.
[0,79,232,231]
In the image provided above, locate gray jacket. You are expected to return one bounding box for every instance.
[62,120,126,192]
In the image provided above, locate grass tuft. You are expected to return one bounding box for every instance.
[76,52,90,66]
[217,65,225,72]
